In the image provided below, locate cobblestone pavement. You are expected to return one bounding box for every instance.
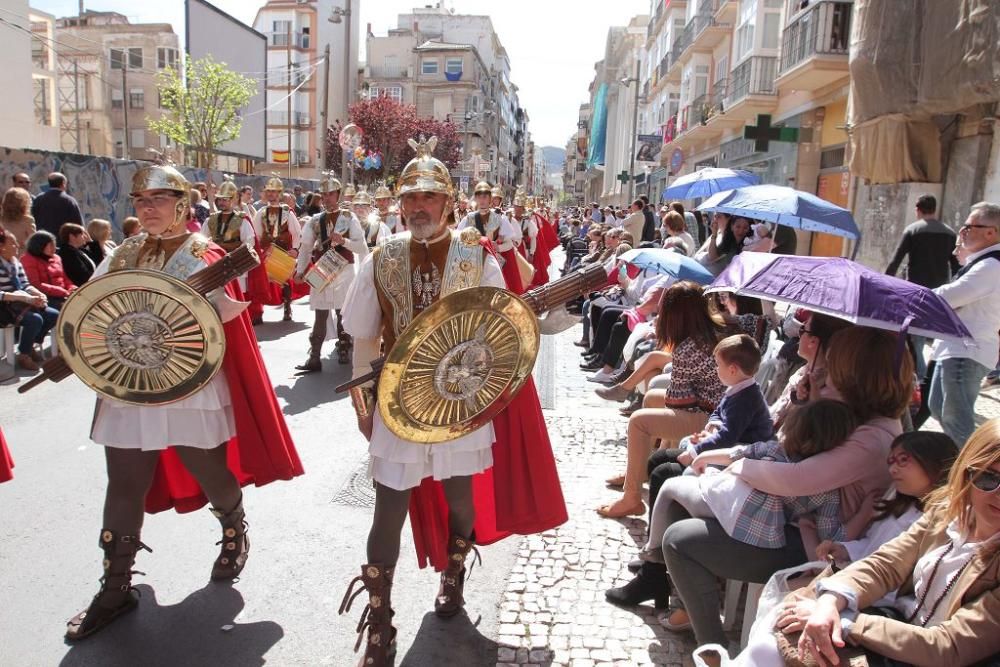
[496,325,699,667]
[496,325,1000,667]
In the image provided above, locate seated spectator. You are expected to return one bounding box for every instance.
[0,228,59,371]
[121,216,142,239]
[596,282,726,518]
[670,201,703,245]
[659,327,912,647]
[57,223,96,286]
[20,230,76,309]
[84,218,116,266]
[662,210,695,256]
[0,187,36,253]
[784,419,1000,667]
[695,213,751,276]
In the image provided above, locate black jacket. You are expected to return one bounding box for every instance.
[30,189,83,237]
[885,218,959,289]
[641,207,656,243]
[57,244,96,286]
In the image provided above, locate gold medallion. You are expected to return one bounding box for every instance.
[56,270,225,405]
[377,287,539,444]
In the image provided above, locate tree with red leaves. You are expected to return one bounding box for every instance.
[324,95,463,186]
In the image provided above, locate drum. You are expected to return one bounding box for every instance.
[264,245,296,285]
[304,248,350,291]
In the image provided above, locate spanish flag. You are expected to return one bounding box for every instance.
[272,149,289,164]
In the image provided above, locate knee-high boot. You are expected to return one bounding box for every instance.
[210,495,249,580]
[434,533,480,618]
[340,563,396,667]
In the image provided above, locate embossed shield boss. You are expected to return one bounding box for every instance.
[56,270,225,405]
[377,287,540,444]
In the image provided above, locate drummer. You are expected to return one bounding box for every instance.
[65,163,302,641]
[251,174,301,322]
[293,174,367,371]
[352,186,391,249]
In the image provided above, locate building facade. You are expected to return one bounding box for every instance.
[54,11,179,161]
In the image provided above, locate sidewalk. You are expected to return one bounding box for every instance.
[495,326,698,667]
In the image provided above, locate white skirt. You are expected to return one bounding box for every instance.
[368,411,494,491]
[91,370,237,451]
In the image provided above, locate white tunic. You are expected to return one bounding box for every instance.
[457,210,518,252]
[89,247,237,451]
[199,213,255,291]
[341,239,505,491]
[295,210,368,311]
[252,205,301,250]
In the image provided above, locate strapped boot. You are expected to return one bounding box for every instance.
[65,529,152,641]
[296,310,329,372]
[210,496,249,580]
[434,533,481,618]
[283,299,293,322]
[340,563,397,667]
[335,309,352,364]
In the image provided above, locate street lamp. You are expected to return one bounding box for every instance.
[620,59,641,203]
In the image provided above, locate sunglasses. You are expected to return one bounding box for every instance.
[968,467,1000,493]
[887,451,912,468]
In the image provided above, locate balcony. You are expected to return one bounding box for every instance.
[673,90,726,150]
[723,56,778,120]
[266,31,309,49]
[776,0,852,93]
[703,76,744,131]
[368,65,409,79]
[688,1,730,51]
[714,0,737,24]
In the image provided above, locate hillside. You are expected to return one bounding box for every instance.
[541,146,566,172]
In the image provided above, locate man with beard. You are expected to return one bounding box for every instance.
[251,174,301,322]
[293,174,367,371]
[338,138,566,666]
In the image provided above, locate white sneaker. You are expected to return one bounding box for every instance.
[587,368,615,384]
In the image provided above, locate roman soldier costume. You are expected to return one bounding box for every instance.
[338,140,566,667]
[490,185,503,210]
[457,181,525,294]
[201,176,260,320]
[294,174,367,370]
[251,174,304,321]
[374,183,403,234]
[353,186,391,249]
[60,164,302,641]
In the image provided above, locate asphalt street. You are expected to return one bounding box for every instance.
[0,302,519,667]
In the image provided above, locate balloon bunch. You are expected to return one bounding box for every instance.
[352,147,383,171]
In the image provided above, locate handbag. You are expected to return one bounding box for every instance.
[775,629,868,667]
[0,299,27,327]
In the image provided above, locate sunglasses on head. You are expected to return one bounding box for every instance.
[968,467,1000,493]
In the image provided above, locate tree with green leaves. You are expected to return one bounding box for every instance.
[148,56,256,168]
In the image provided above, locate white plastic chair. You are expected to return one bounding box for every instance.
[0,326,16,381]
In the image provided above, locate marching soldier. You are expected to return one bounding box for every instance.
[352,186,391,249]
[490,185,503,210]
[374,183,404,234]
[252,174,302,322]
[293,175,367,370]
[201,176,261,323]
[457,181,525,292]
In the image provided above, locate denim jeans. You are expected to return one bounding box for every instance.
[928,357,989,447]
[16,307,59,355]
[910,334,929,380]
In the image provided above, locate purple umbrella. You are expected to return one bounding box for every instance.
[717,255,972,343]
[705,252,781,294]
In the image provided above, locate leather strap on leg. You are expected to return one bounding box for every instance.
[434,534,479,617]
[340,563,396,666]
[210,496,249,580]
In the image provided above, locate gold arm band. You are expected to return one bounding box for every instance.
[349,386,374,419]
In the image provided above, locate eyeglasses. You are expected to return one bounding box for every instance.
[959,223,998,233]
[968,467,1000,493]
[887,451,912,468]
[132,193,180,209]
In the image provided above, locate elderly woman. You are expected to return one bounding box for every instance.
[788,418,1000,667]
[57,223,95,286]
[0,187,36,253]
[19,230,76,309]
[83,218,117,266]
[0,228,58,371]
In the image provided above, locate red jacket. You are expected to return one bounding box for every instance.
[20,252,75,298]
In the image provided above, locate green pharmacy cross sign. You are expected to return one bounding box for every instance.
[743,114,799,152]
[616,170,631,184]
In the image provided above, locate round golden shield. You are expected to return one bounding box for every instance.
[377,287,540,444]
[56,270,225,405]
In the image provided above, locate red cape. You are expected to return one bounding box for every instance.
[0,427,13,484]
[406,240,568,571]
[143,244,304,514]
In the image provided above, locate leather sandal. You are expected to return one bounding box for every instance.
[435,534,481,618]
[65,529,152,641]
[340,563,397,667]
[210,496,249,580]
[295,356,322,373]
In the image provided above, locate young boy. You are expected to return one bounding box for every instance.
[677,334,773,466]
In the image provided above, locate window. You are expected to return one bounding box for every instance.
[715,56,729,83]
[369,86,402,102]
[421,59,439,75]
[129,87,144,109]
[736,0,758,60]
[111,89,123,109]
[445,58,463,74]
[131,129,146,149]
[762,11,780,49]
[110,47,142,69]
[157,47,177,69]
[112,130,124,158]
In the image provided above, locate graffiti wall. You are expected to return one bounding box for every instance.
[0,146,317,240]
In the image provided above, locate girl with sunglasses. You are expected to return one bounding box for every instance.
[793,418,1000,666]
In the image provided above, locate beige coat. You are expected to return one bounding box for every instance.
[825,507,1000,666]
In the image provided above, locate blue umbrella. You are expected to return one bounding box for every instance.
[696,184,861,240]
[662,167,759,200]
[619,248,714,285]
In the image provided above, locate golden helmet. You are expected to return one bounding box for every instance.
[490,186,503,199]
[216,174,239,203]
[130,163,189,196]
[457,191,469,204]
[473,181,492,195]
[512,187,527,208]
[396,136,453,198]
[353,185,373,206]
[318,171,342,194]
[264,172,284,192]
[374,183,393,200]
[343,183,356,200]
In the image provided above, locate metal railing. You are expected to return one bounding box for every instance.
[779,0,852,74]
[267,31,309,49]
[658,52,671,78]
[369,65,409,78]
[267,111,311,127]
[724,56,778,107]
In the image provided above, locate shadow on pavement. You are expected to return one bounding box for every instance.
[274,362,350,416]
[251,320,309,343]
[400,610,529,667]
[59,583,283,667]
